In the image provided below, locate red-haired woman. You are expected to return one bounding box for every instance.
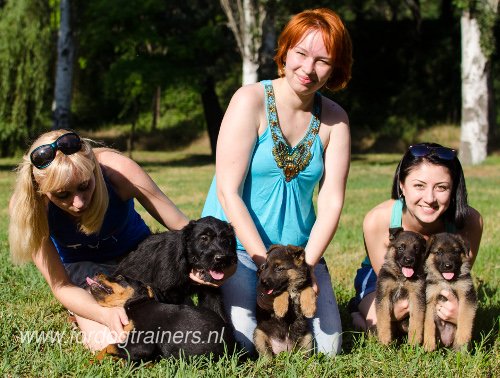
[202,8,353,356]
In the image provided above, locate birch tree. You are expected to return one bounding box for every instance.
[458,0,498,165]
[220,0,275,85]
[53,0,74,130]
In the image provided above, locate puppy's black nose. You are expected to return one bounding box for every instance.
[403,256,414,265]
[444,263,453,270]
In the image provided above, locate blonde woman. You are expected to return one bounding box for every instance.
[9,129,219,351]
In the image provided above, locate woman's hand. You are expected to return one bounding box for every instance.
[309,265,320,295]
[436,290,458,324]
[100,306,129,342]
[189,264,237,287]
[392,299,410,321]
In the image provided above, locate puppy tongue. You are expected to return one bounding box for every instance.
[86,277,98,286]
[442,272,455,280]
[209,270,224,280]
[266,288,274,295]
[402,267,414,278]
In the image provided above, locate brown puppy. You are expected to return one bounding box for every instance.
[253,245,316,357]
[423,233,477,351]
[375,228,427,345]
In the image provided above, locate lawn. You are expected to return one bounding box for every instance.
[0,137,498,377]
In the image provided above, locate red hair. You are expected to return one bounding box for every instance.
[274,8,352,91]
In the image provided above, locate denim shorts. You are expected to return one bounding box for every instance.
[353,264,377,307]
[63,259,122,288]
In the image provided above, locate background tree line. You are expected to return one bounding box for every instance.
[0,0,498,163]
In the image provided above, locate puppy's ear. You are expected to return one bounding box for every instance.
[267,244,281,255]
[181,219,198,238]
[425,234,436,259]
[389,227,403,241]
[289,245,305,266]
[454,234,471,258]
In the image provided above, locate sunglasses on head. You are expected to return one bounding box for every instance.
[30,132,82,169]
[408,144,456,160]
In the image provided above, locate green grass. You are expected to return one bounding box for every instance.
[0,138,499,377]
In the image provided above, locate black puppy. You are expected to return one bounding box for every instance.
[115,216,237,321]
[253,245,316,357]
[88,273,235,361]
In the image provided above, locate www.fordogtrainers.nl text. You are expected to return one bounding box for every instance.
[19,328,227,347]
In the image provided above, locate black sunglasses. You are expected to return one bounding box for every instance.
[30,132,82,169]
[408,144,456,160]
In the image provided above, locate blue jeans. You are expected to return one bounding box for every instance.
[221,250,342,356]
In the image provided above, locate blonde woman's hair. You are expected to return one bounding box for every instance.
[9,129,109,264]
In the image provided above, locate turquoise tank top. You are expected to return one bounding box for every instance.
[202,80,325,250]
[361,198,456,267]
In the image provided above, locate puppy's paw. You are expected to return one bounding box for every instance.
[299,286,317,318]
[95,344,119,361]
[273,291,290,318]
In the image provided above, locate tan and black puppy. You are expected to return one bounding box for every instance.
[423,233,477,351]
[375,228,427,346]
[253,245,316,357]
[87,273,235,362]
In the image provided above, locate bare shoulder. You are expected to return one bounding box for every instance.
[462,206,483,235]
[363,199,395,233]
[94,148,142,187]
[94,148,131,171]
[320,95,349,127]
[230,82,265,110]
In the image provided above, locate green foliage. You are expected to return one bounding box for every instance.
[74,0,236,129]
[0,0,54,156]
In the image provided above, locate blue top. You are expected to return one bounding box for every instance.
[361,198,456,267]
[49,175,151,263]
[202,80,324,250]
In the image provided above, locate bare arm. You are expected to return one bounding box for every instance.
[215,84,268,267]
[459,206,483,267]
[362,200,394,275]
[96,149,189,230]
[32,239,128,335]
[305,101,350,267]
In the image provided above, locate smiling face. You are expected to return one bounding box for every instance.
[44,175,96,217]
[400,162,453,226]
[284,29,334,94]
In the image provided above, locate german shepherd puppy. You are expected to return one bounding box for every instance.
[423,233,477,351]
[375,228,427,345]
[87,273,235,361]
[253,245,316,357]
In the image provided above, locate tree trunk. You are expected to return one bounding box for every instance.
[220,0,271,85]
[151,86,161,131]
[201,77,223,157]
[257,3,276,81]
[53,0,74,130]
[459,3,498,165]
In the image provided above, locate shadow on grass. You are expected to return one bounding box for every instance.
[135,153,214,168]
[0,162,17,172]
